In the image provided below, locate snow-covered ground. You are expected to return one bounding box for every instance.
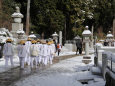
[12,54,105,86]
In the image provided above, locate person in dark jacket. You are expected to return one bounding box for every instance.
[104,40,109,46]
[76,39,82,55]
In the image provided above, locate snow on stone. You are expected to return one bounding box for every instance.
[17,30,25,34]
[82,30,92,35]
[106,34,113,38]
[0,31,6,35]
[28,34,36,38]
[52,32,58,37]
[12,12,23,18]
[0,36,7,43]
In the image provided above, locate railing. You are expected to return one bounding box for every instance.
[102,52,115,86]
[106,53,115,74]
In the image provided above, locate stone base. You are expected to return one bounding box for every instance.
[83,56,91,59]
[82,59,92,64]
[82,55,92,64]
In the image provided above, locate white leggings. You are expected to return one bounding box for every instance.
[42,56,47,65]
[19,57,25,68]
[49,55,53,64]
[38,55,42,64]
[5,55,14,67]
[25,54,31,65]
[30,56,38,68]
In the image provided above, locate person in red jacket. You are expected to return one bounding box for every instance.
[57,43,62,56]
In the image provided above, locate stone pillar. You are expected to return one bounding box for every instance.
[98,50,104,62]
[97,50,104,66]
[113,19,115,38]
[59,31,62,45]
[91,26,94,49]
[102,53,107,80]
[11,6,24,38]
[85,42,89,55]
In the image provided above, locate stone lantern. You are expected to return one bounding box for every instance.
[106,31,113,46]
[82,26,92,64]
[52,32,58,43]
[11,6,24,38]
[82,26,92,55]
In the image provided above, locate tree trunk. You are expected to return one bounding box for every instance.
[26,0,30,35]
[0,0,2,10]
[41,32,44,39]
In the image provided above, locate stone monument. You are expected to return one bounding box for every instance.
[11,6,24,38]
[82,26,92,64]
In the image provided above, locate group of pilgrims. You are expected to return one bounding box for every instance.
[3,37,58,69]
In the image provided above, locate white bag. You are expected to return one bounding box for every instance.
[31,45,38,57]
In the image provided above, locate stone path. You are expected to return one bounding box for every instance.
[0,54,78,86]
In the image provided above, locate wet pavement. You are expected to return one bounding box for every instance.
[0,54,78,86]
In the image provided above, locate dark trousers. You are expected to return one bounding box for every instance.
[76,47,82,54]
[58,49,61,56]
